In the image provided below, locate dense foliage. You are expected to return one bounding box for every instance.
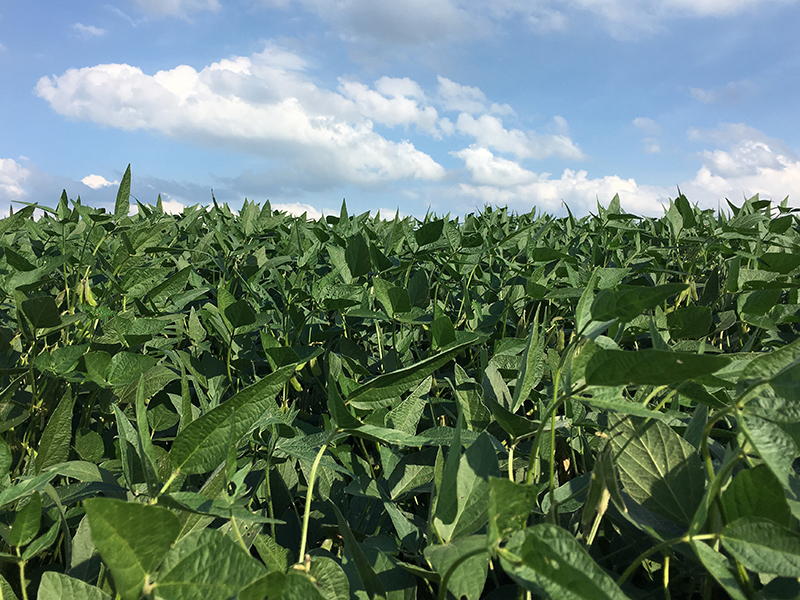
[1,165,799,600]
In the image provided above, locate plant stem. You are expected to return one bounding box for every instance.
[298,432,334,562]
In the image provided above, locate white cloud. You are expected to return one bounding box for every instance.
[129,0,220,18]
[690,80,755,104]
[455,113,585,160]
[451,146,668,215]
[680,124,800,205]
[271,202,323,219]
[0,158,31,201]
[35,45,446,188]
[81,174,118,189]
[633,117,661,136]
[72,23,107,37]
[452,147,537,186]
[437,76,514,116]
[642,139,661,154]
[338,77,439,132]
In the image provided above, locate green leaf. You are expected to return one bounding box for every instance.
[223,299,257,330]
[347,334,485,409]
[307,555,350,600]
[115,164,132,220]
[386,376,430,435]
[499,524,632,599]
[433,431,500,542]
[431,315,456,349]
[155,529,266,600]
[585,349,731,386]
[667,305,712,339]
[759,252,800,274]
[0,436,11,476]
[107,352,158,387]
[21,296,61,329]
[84,497,180,600]
[510,315,544,412]
[741,415,798,490]
[253,534,293,573]
[690,540,749,600]
[34,388,73,474]
[609,417,705,525]
[0,574,18,600]
[721,464,792,528]
[8,491,42,547]
[38,571,112,600]
[591,283,688,322]
[721,517,800,577]
[145,266,191,304]
[415,219,444,246]
[331,502,386,600]
[345,232,372,278]
[424,535,489,600]
[488,477,539,544]
[171,364,296,474]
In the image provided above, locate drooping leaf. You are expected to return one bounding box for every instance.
[488,477,539,544]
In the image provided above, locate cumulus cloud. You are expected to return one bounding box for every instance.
[633,117,660,136]
[680,123,800,205]
[0,158,31,202]
[36,45,446,189]
[437,77,514,116]
[455,114,585,160]
[451,146,669,215]
[72,23,106,37]
[129,0,220,18]
[81,174,118,189]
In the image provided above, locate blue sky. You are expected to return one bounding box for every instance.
[2,1,799,219]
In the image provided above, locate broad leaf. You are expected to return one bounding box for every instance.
[500,524,632,599]
[721,517,800,577]
[84,498,180,600]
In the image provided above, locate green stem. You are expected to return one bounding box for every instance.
[16,548,28,600]
[616,534,690,586]
[298,432,334,561]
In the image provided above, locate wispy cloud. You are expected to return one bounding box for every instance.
[690,80,755,104]
[72,23,107,38]
[128,0,220,18]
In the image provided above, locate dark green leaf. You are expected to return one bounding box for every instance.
[425,535,489,600]
[591,283,688,322]
[21,296,61,329]
[38,572,112,600]
[586,349,731,386]
[114,164,132,220]
[35,388,73,474]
